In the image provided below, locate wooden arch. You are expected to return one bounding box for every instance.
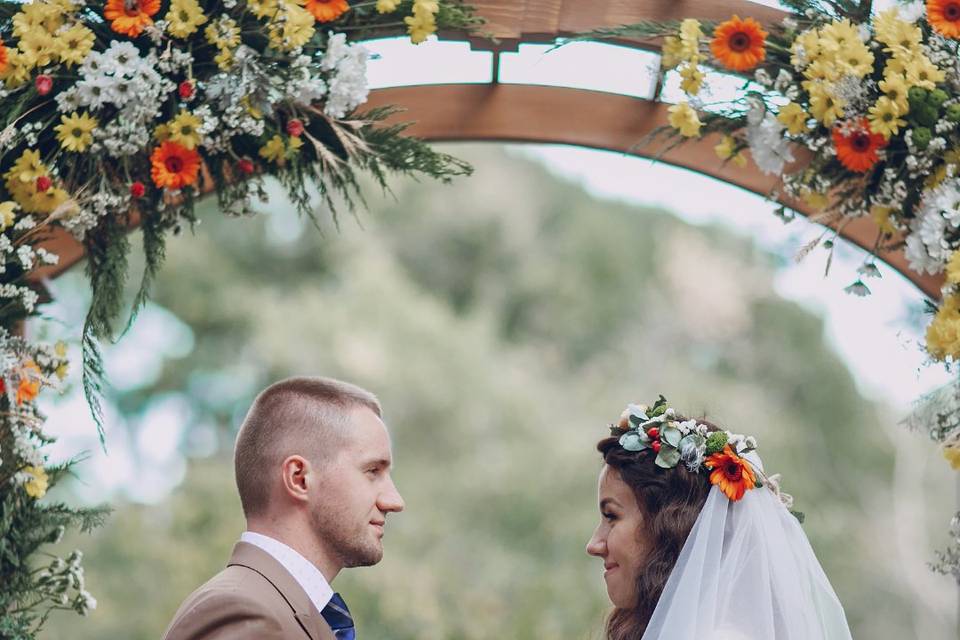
[363,0,944,300]
[31,0,944,299]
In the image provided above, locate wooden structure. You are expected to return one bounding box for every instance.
[31,0,945,299]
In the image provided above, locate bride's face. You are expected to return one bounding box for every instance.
[586,465,648,608]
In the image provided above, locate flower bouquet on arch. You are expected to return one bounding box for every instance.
[585,1,960,335]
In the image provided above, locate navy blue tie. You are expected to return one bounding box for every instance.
[321,592,355,640]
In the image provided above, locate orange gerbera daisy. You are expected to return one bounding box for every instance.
[928,0,960,38]
[711,15,768,72]
[305,0,349,22]
[705,445,757,502]
[150,141,201,189]
[104,0,161,37]
[832,119,886,173]
[0,39,8,74]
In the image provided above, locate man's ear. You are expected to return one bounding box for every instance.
[280,455,311,503]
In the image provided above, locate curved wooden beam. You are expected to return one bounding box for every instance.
[364,83,944,300]
[450,0,790,51]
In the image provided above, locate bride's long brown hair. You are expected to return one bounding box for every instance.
[596,420,716,639]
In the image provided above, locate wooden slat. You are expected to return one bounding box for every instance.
[362,83,944,300]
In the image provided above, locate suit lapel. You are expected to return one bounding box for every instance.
[227,542,336,640]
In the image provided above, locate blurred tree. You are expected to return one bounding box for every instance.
[41,144,955,639]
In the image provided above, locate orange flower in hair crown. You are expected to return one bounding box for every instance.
[705,444,757,501]
[610,396,803,520]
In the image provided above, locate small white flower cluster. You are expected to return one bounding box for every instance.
[35,552,98,616]
[906,179,960,274]
[59,41,173,127]
[91,117,154,158]
[320,33,370,118]
[746,99,794,176]
[0,283,39,313]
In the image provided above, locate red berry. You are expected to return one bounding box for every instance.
[237,159,255,174]
[285,118,304,137]
[35,176,52,192]
[130,181,146,198]
[178,80,195,100]
[35,74,53,96]
[647,427,659,438]
[651,441,661,453]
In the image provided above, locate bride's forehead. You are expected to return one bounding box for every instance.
[598,465,630,495]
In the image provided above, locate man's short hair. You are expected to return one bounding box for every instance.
[234,376,381,518]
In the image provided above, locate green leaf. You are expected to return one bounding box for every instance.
[655,446,681,468]
[661,425,682,448]
[619,432,650,452]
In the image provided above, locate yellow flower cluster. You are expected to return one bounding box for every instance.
[668,101,702,138]
[926,291,960,360]
[166,0,208,38]
[243,0,314,53]
[662,19,704,95]
[259,134,304,164]
[404,0,440,44]
[22,465,49,499]
[869,9,944,137]
[2,0,94,87]
[793,19,874,126]
[205,15,242,69]
[3,150,68,215]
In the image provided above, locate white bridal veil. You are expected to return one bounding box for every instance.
[641,453,853,640]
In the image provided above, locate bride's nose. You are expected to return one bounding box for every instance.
[586,526,606,557]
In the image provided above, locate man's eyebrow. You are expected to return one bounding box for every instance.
[361,457,392,469]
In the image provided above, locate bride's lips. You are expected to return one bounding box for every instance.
[603,563,619,577]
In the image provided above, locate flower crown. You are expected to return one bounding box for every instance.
[610,395,802,521]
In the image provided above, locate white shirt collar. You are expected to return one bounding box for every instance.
[239,531,334,615]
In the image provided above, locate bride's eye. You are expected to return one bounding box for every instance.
[602,512,617,522]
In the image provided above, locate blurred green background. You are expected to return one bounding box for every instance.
[33,144,957,639]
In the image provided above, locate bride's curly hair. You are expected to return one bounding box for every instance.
[596,418,718,640]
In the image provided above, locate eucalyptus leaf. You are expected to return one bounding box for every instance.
[655,446,681,468]
[620,432,649,452]
[661,425,682,447]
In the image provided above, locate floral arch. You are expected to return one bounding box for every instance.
[4,0,960,636]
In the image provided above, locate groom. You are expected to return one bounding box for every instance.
[163,376,405,640]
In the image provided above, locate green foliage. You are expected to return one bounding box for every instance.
[1,463,109,637]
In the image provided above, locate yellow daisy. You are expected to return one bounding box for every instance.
[679,63,703,95]
[376,0,399,12]
[55,23,95,67]
[714,135,746,167]
[868,97,906,139]
[878,74,910,112]
[905,56,945,89]
[0,201,18,230]
[55,111,98,152]
[808,83,845,125]
[167,110,203,149]
[660,36,684,70]
[820,19,859,51]
[668,101,702,138]
[165,0,208,38]
[259,135,287,163]
[777,102,810,135]
[836,42,874,78]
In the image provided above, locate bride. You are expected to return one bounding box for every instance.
[586,396,853,640]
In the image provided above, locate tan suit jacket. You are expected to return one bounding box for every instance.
[163,542,337,640]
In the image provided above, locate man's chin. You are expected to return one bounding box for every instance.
[344,544,383,568]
